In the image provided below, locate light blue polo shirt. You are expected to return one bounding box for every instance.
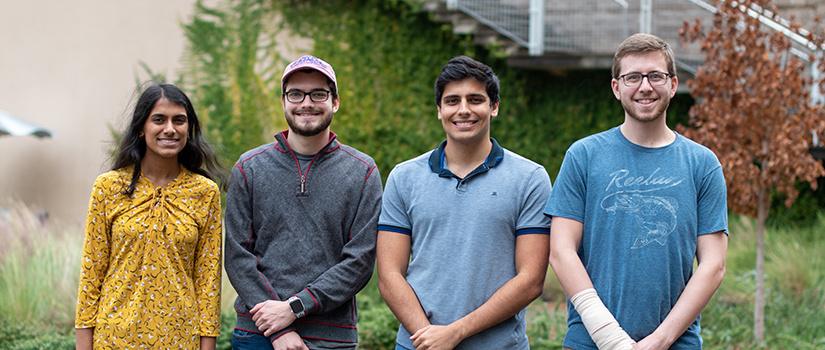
[379,138,552,349]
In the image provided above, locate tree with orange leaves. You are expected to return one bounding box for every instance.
[679,0,825,345]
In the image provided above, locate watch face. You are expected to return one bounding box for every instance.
[290,299,304,313]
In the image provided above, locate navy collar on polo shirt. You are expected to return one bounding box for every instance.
[428,138,504,179]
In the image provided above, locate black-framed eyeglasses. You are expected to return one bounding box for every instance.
[284,89,331,103]
[619,72,671,87]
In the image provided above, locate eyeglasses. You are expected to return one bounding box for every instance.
[284,89,331,103]
[619,72,671,87]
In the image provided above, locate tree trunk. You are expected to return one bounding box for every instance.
[754,188,769,346]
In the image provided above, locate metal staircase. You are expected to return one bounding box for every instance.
[424,0,710,70]
[424,0,821,88]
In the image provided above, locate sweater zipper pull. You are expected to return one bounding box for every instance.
[300,174,306,194]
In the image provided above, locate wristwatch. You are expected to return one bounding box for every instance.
[288,296,305,318]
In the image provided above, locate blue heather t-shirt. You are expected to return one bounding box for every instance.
[379,139,552,350]
[544,127,727,350]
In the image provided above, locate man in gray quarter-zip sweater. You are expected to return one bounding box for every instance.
[224,55,383,350]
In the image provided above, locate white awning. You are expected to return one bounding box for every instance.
[0,110,56,138]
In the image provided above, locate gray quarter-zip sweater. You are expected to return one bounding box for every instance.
[224,130,382,346]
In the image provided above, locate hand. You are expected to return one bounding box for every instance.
[251,300,297,336]
[410,325,462,350]
[633,335,667,350]
[271,331,309,350]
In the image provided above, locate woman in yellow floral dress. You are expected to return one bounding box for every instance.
[75,83,227,349]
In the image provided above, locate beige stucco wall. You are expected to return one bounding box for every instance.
[0,0,197,225]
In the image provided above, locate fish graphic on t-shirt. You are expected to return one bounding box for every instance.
[601,192,678,249]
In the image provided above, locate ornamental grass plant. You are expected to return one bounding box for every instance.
[0,200,79,348]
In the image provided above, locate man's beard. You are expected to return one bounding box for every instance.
[622,95,670,123]
[285,110,333,137]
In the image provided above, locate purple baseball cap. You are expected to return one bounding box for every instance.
[281,55,337,93]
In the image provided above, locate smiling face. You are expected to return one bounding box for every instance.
[437,77,499,146]
[140,97,189,162]
[612,51,678,124]
[281,70,339,137]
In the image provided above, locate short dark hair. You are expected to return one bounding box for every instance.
[434,56,500,107]
[112,82,227,195]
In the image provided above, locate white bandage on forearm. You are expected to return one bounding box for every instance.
[570,288,635,350]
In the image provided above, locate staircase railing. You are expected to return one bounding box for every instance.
[439,0,822,104]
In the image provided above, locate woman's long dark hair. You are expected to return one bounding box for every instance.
[112,82,227,195]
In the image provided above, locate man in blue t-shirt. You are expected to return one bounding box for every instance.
[377,56,552,349]
[544,33,728,350]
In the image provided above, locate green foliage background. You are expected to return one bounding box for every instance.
[181,0,693,179]
[181,0,287,165]
[277,0,698,179]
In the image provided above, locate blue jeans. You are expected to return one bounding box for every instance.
[231,329,272,349]
[396,344,412,350]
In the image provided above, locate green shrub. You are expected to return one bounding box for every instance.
[526,301,566,349]
[0,318,74,350]
[356,296,401,349]
[6,336,75,350]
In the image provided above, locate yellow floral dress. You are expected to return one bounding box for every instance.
[75,166,222,349]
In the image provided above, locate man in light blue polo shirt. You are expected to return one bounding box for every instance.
[376,56,552,350]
